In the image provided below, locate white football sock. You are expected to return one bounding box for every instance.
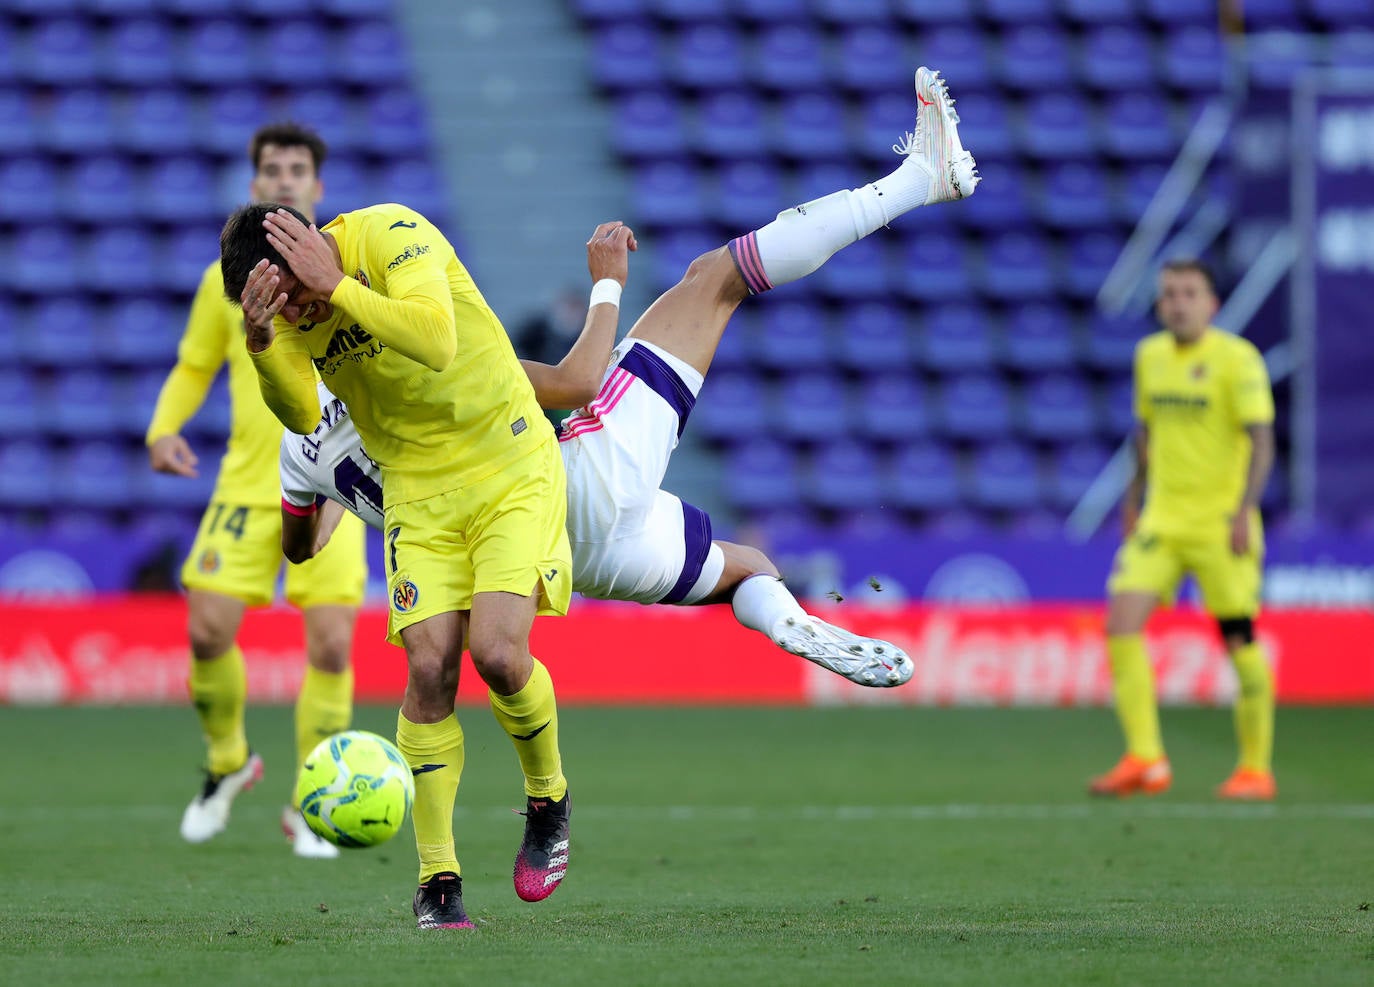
[731,574,809,640]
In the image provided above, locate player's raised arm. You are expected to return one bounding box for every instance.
[234,258,321,435]
[266,207,458,372]
[521,221,636,410]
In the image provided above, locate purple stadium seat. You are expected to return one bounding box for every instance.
[710,159,784,228]
[181,21,258,84]
[50,372,117,437]
[0,157,58,222]
[1241,0,1306,27]
[856,91,919,163]
[318,158,369,217]
[1103,376,1136,436]
[84,227,161,295]
[1047,442,1113,509]
[1245,32,1322,90]
[571,0,650,20]
[260,22,336,85]
[1018,92,1097,159]
[938,374,1013,440]
[1061,0,1138,22]
[813,0,891,23]
[1003,304,1078,372]
[162,226,221,294]
[1079,26,1157,92]
[752,301,832,372]
[1143,0,1220,21]
[202,88,270,156]
[1085,311,1150,372]
[0,375,42,433]
[774,372,854,443]
[62,442,139,509]
[884,441,960,512]
[712,307,758,373]
[65,156,138,223]
[997,25,1074,91]
[12,228,79,294]
[106,299,182,366]
[967,441,1042,512]
[376,160,447,222]
[960,164,1032,231]
[669,22,746,90]
[119,89,196,153]
[750,24,828,92]
[362,89,431,154]
[772,92,850,160]
[336,21,408,85]
[90,0,162,10]
[1021,373,1098,441]
[806,440,883,513]
[649,228,719,291]
[25,299,98,367]
[834,301,916,374]
[692,371,770,442]
[651,0,729,19]
[835,26,910,93]
[1063,232,1125,299]
[918,304,994,373]
[853,373,931,444]
[631,160,708,228]
[816,237,892,300]
[791,162,855,204]
[21,18,98,85]
[895,231,974,302]
[1037,163,1113,229]
[317,0,395,15]
[921,28,993,90]
[241,0,318,17]
[0,442,57,509]
[946,91,1016,160]
[0,90,38,156]
[104,18,175,85]
[724,439,802,513]
[894,0,975,22]
[1310,0,1374,26]
[1102,93,1179,157]
[981,0,1057,22]
[1327,30,1374,67]
[736,0,810,20]
[611,91,688,159]
[42,90,117,155]
[281,89,358,152]
[592,22,664,91]
[1118,163,1169,221]
[1161,27,1225,90]
[691,91,767,160]
[979,232,1057,299]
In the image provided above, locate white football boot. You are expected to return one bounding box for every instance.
[894,66,980,205]
[772,616,913,687]
[281,805,340,859]
[179,751,264,843]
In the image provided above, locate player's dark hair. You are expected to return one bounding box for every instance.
[1160,258,1219,296]
[249,121,328,172]
[219,202,312,306]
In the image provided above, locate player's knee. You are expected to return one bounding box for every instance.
[683,247,741,298]
[467,634,528,687]
[1216,616,1255,646]
[187,609,237,660]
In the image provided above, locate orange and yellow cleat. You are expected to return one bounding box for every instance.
[1216,768,1277,801]
[1088,754,1173,798]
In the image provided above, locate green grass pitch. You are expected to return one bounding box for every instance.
[0,704,1370,986]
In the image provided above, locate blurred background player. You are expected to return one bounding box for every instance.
[224,197,575,929]
[145,123,369,858]
[1091,259,1276,801]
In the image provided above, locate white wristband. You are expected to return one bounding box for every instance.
[589,278,622,309]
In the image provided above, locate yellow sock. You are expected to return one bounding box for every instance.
[188,645,248,776]
[1230,641,1274,773]
[1106,634,1164,761]
[293,666,354,807]
[488,658,567,801]
[396,711,465,883]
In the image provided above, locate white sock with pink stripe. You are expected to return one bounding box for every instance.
[729,160,931,294]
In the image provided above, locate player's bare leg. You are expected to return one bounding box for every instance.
[282,603,358,859]
[180,589,264,843]
[1091,592,1172,797]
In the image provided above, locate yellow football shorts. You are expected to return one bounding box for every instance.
[1107,511,1264,618]
[181,500,368,609]
[383,438,572,645]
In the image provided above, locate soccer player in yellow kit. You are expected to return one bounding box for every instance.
[1091,259,1277,801]
[221,200,573,929]
[146,124,368,857]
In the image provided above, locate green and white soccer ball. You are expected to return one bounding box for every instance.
[295,730,414,848]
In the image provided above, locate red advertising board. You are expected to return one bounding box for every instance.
[1,597,1371,706]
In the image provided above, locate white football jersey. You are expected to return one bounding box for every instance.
[279,383,385,531]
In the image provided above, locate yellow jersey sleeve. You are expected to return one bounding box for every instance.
[249,326,322,436]
[145,262,229,443]
[327,210,457,372]
[1228,340,1274,426]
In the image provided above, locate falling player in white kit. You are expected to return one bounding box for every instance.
[279,68,977,686]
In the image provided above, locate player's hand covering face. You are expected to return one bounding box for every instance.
[263,208,345,305]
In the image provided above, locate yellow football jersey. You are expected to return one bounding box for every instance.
[1133,327,1274,534]
[146,261,284,507]
[250,203,548,507]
